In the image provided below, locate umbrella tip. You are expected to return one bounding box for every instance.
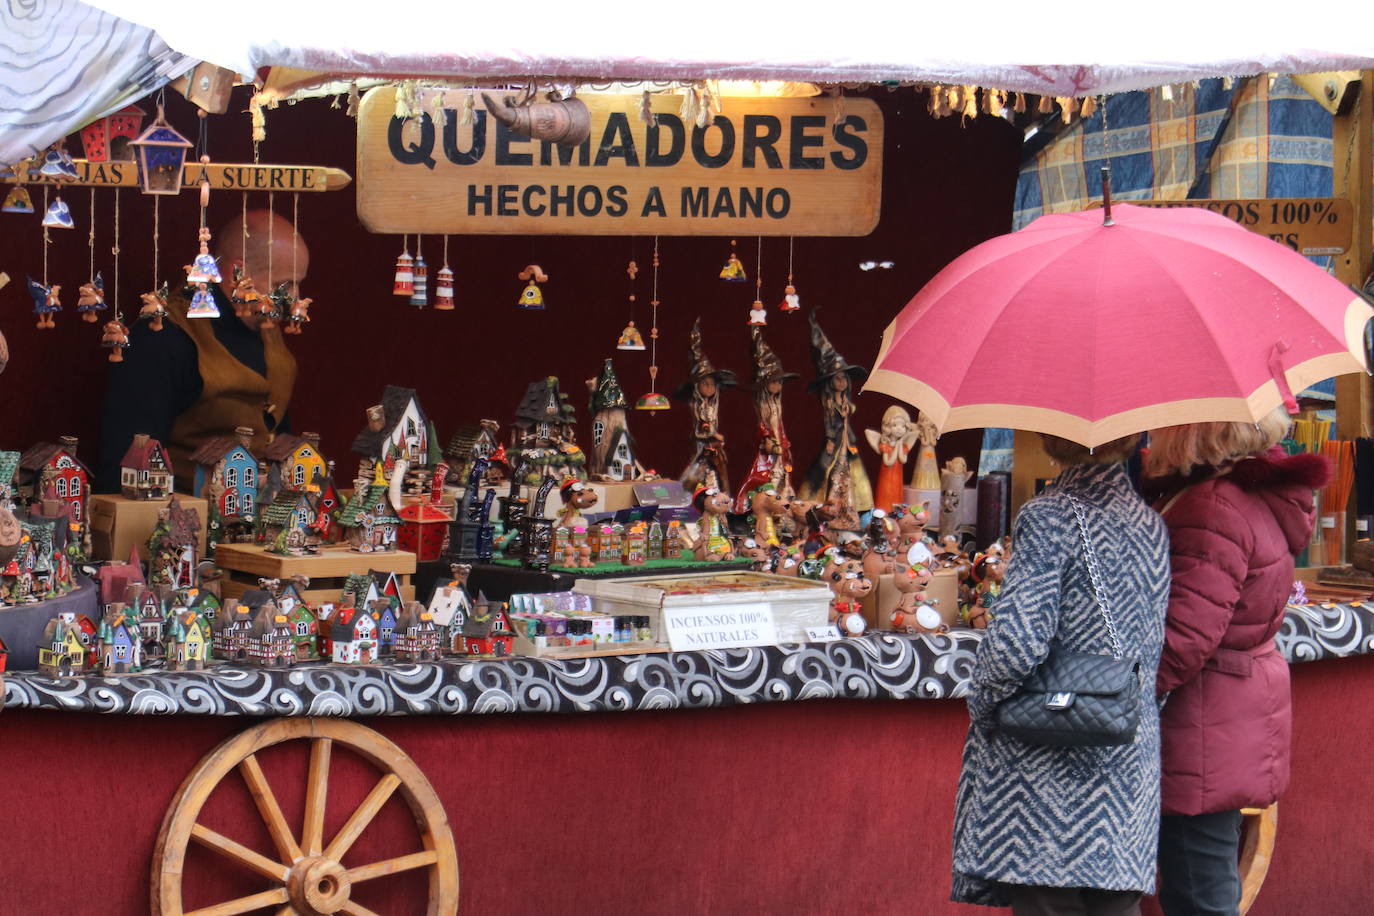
[1100,166,1115,226]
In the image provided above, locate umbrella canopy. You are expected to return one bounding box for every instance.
[865,204,1374,447]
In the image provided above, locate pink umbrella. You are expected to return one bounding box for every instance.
[865,202,1373,446]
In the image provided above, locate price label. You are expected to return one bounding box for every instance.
[806,625,843,642]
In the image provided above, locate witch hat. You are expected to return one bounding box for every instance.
[750,324,799,389]
[807,308,869,393]
[672,317,737,401]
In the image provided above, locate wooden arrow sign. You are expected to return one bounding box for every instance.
[2,160,351,192]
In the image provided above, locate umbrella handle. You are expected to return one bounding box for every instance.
[1268,340,1299,414]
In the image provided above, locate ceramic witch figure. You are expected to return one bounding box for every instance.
[798,310,872,531]
[865,405,918,513]
[673,317,737,494]
[733,325,798,510]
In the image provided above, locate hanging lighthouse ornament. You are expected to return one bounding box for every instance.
[392,235,414,296]
[410,237,429,307]
[434,236,454,309]
[517,264,548,309]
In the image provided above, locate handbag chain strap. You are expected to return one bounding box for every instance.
[1065,493,1125,661]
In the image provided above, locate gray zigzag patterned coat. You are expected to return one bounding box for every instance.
[951,461,1170,906]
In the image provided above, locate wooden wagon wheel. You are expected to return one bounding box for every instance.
[1238,803,1277,914]
[152,718,458,916]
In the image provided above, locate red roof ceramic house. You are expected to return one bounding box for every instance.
[120,434,174,500]
[397,501,453,562]
[80,103,145,161]
[18,437,91,527]
[98,544,146,611]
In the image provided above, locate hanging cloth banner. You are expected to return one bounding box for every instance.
[356,88,883,236]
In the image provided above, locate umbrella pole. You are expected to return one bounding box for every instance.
[1100,166,1115,226]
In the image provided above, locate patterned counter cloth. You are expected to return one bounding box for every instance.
[4,603,1370,717]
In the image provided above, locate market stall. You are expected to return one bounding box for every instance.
[4,3,1374,914]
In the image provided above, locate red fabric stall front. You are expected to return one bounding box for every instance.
[0,655,1368,914]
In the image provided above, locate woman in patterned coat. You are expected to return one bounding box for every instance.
[952,434,1171,914]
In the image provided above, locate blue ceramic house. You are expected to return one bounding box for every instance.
[190,428,259,523]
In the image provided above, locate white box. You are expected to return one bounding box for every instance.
[573,571,832,646]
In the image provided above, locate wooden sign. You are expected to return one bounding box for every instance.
[1,160,351,192]
[1131,198,1352,255]
[662,602,780,651]
[357,88,883,236]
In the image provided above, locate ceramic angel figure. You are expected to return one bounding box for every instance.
[909,412,942,491]
[865,405,918,514]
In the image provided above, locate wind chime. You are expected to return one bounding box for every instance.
[410,235,429,307]
[392,235,413,296]
[27,186,64,329]
[634,237,670,412]
[101,190,131,361]
[747,237,766,326]
[76,188,108,323]
[517,264,547,308]
[779,237,801,312]
[138,196,168,331]
[617,254,645,350]
[434,235,454,309]
[281,194,312,333]
[185,112,222,319]
[259,192,285,328]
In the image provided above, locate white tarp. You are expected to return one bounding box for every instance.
[0,0,192,166]
[80,0,1374,95]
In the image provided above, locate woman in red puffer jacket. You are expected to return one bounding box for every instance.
[1145,408,1331,916]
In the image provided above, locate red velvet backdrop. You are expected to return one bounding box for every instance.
[0,87,1017,484]
[0,656,1369,913]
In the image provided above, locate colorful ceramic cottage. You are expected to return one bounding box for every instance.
[190,426,259,524]
[120,434,173,500]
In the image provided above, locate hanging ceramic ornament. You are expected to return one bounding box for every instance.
[2,186,33,214]
[719,239,746,281]
[101,317,131,361]
[77,272,106,322]
[139,282,168,331]
[434,236,454,309]
[778,237,801,312]
[747,238,766,325]
[27,277,61,329]
[410,246,429,308]
[185,226,221,318]
[283,294,311,333]
[635,239,670,412]
[42,195,74,229]
[392,236,413,296]
[38,145,79,181]
[230,263,259,318]
[280,192,310,333]
[188,284,219,317]
[617,258,644,350]
[517,264,548,309]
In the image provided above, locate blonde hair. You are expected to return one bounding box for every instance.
[1041,433,1140,467]
[1145,406,1292,477]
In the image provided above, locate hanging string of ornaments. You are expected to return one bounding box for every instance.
[634,237,670,412]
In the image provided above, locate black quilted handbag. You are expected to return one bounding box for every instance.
[995,494,1142,747]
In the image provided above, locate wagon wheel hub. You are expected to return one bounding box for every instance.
[288,855,352,914]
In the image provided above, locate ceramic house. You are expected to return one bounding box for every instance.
[445,419,501,485]
[190,427,258,523]
[248,608,295,668]
[314,601,339,657]
[166,609,209,671]
[311,468,342,543]
[330,605,379,664]
[99,545,145,612]
[512,377,580,480]
[341,572,379,609]
[351,386,429,482]
[79,103,144,161]
[37,612,87,676]
[587,360,639,481]
[398,501,452,562]
[461,597,515,657]
[18,437,91,529]
[73,613,99,669]
[368,598,399,656]
[0,635,7,672]
[146,495,200,588]
[129,584,167,659]
[284,599,319,661]
[264,432,327,493]
[393,602,442,662]
[97,602,142,674]
[120,434,173,500]
[337,466,400,553]
[0,451,19,510]
[427,583,471,652]
[212,602,254,661]
[261,489,317,552]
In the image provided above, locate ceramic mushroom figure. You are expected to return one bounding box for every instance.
[556,478,598,529]
[674,318,737,495]
[799,309,872,532]
[734,325,798,511]
[938,457,973,543]
[865,405,919,514]
[823,550,873,637]
[691,485,735,561]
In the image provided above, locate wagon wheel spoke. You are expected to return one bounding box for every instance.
[302,737,332,855]
[239,753,303,863]
[323,773,401,862]
[338,902,383,916]
[190,823,289,882]
[184,887,290,916]
[347,849,440,883]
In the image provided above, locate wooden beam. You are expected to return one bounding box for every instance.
[1292,70,1362,115]
[1,160,351,192]
[1333,71,1374,441]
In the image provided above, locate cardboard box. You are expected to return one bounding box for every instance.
[89,493,208,563]
[862,567,961,632]
[214,542,417,605]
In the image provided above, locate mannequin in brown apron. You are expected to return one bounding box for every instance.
[97,210,303,493]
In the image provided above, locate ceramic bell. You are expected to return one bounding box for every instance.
[434,265,455,309]
[1,186,33,214]
[186,227,221,283]
[617,321,646,350]
[42,196,74,229]
[778,283,800,312]
[517,264,548,309]
[392,249,414,296]
[409,254,429,307]
[187,285,220,318]
[720,253,746,281]
[748,299,767,326]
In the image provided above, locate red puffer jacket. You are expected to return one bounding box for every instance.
[1153,447,1331,816]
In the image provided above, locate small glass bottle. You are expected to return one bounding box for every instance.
[636,616,653,642]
